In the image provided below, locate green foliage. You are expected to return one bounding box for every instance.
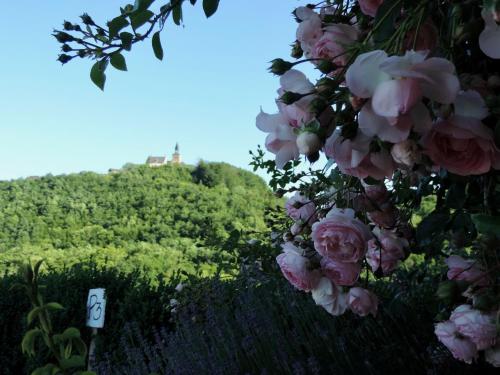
[1,263,180,374]
[53,0,221,89]
[0,162,278,279]
[18,261,91,375]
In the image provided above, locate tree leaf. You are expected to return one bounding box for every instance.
[107,16,129,39]
[110,53,128,71]
[59,355,86,370]
[62,327,81,340]
[471,214,500,235]
[172,3,183,25]
[202,0,220,18]
[45,302,65,311]
[120,32,134,51]
[90,60,107,90]
[27,306,42,325]
[21,328,42,356]
[416,210,450,247]
[133,0,154,12]
[152,32,164,60]
[129,10,154,30]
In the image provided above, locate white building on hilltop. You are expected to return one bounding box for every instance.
[146,143,182,167]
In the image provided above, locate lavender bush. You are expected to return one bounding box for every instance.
[94,266,494,375]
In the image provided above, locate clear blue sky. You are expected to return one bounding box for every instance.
[0,0,308,180]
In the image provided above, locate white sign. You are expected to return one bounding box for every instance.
[86,288,106,328]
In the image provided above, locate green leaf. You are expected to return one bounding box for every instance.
[130,9,154,30]
[133,0,154,12]
[110,53,128,71]
[172,3,183,25]
[33,259,44,277]
[45,302,64,311]
[27,306,42,325]
[416,210,450,247]
[108,16,129,39]
[21,328,41,356]
[59,355,86,370]
[120,32,134,51]
[152,32,164,60]
[471,214,500,235]
[202,0,220,17]
[61,327,81,340]
[373,0,403,44]
[90,60,107,91]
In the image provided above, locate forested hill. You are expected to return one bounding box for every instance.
[0,162,278,275]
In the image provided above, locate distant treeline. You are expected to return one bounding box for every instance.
[0,162,279,276]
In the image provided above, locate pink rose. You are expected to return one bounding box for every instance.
[324,130,395,180]
[362,182,389,206]
[423,90,500,176]
[277,69,316,128]
[320,257,361,286]
[445,255,489,286]
[311,277,349,316]
[276,242,321,291]
[348,287,378,317]
[434,321,478,364]
[311,24,358,68]
[423,116,499,176]
[485,342,500,367]
[366,228,407,274]
[358,0,384,17]
[285,192,317,223]
[450,305,497,351]
[295,7,323,57]
[346,50,459,117]
[312,208,372,262]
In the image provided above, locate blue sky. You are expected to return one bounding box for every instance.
[0,0,309,180]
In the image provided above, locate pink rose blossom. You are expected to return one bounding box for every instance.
[312,208,372,262]
[485,342,500,367]
[480,10,500,59]
[358,0,384,17]
[423,91,500,176]
[362,182,389,205]
[256,110,299,169]
[320,257,361,286]
[276,242,321,291]
[311,277,349,316]
[434,321,478,364]
[296,7,323,58]
[346,50,459,117]
[277,69,316,128]
[450,305,497,351]
[324,130,395,180]
[348,287,378,317]
[285,192,317,223]
[311,24,358,68]
[445,255,489,286]
[366,228,408,274]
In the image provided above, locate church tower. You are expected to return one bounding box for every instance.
[171,142,182,164]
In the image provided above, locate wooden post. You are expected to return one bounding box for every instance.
[87,327,98,371]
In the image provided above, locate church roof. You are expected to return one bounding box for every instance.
[146,156,166,164]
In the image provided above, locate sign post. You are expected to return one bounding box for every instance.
[86,288,106,371]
